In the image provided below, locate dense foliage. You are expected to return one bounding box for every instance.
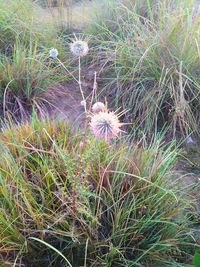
[0,118,196,266]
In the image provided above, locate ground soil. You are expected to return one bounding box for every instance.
[41,68,98,129]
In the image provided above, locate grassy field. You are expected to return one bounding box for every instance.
[0,0,200,266]
[36,0,105,29]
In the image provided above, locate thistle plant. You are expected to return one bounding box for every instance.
[49,38,89,113]
[49,48,59,58]
[90,109,124,141]
[70,40,89,57]
[70,39,89,114]
[49,38,124,142]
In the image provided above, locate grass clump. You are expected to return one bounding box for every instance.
[88,0,200,137]
[0,117,197,266]
[0,0,69,119]
[0,43,64,119]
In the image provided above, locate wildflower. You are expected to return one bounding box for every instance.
[92,102,106,114]
[70,40,89,57]
[90,111,123,141]
[49,48,58,58]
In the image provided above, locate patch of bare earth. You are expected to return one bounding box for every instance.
[41,74,95,129]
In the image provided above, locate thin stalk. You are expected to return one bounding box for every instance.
[56,56,87,113]
[56,58,78,83]
[89,71,97,112]
[78,56,87,113]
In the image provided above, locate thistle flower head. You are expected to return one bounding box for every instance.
[92,102,106,114]
[90,111,123,141]
[70,40,89,57]
[49,48,58,58]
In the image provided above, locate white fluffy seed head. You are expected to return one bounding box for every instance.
[70,40,89,57]
[90,111,123,141]
[92,102,106,114]
[49,48,58,58]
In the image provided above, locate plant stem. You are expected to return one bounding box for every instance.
[57,56,87,113]
[57,58,78,83]
[78,56,87,113]
[89,71,97,112]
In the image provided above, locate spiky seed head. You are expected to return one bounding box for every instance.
[92,102,106,114]
[70,40,89,57]
[90,111,123,141]
[49,48,58,58]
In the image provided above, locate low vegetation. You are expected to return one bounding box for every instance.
[0,117,197,266]
[0,0,199,266]
[0,0,68,119]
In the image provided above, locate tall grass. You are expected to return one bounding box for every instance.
[0,0,63,54]
[88,0,200,137]
[0,0,70,120]
[0,117,197,266]
[0,42,66,119]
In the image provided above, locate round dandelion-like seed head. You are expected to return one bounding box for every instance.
[90,111,123,141]
[70,40,89,57]
[49,48,58,58]
[92,102,106,114]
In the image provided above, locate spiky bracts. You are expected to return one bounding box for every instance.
[90,110,123,141]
